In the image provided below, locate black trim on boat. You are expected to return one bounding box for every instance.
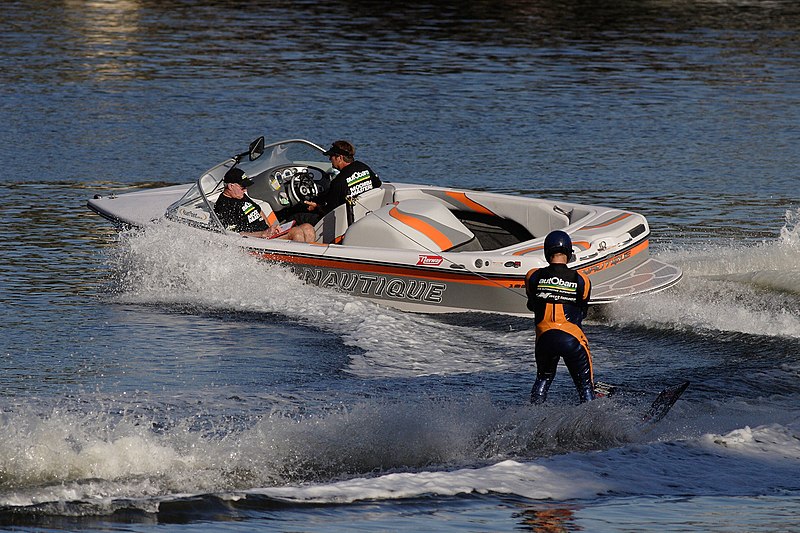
[629,224,647,238]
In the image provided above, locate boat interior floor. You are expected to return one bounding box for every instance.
[451,210,534,252]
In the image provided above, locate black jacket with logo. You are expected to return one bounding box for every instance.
[317,161,381,215]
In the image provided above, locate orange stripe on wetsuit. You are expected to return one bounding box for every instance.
[536,301,593,381]
[527,267,593,379]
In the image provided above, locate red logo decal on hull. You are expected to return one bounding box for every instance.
[417,254,444,266]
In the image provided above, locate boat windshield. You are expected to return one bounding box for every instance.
[240,139,327,177]
[164,139,326,231]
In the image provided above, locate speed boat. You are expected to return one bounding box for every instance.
[87,137,682,315]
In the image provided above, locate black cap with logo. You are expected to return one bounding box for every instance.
[223,167,254,187]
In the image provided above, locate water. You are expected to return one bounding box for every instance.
[2,0,800,530]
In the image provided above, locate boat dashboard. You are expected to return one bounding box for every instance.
[247,164,333,216]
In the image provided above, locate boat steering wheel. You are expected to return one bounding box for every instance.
[287,169,321,205]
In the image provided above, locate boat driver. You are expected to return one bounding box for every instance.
[524,230,595,404]
[293,140,382,225]
[214,167,316,242]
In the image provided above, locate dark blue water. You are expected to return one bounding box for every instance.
[2,1,800,530]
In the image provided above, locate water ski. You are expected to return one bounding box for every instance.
[594,380,689,424]
[642,381,689,424]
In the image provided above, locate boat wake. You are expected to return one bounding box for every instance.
[2,398,799,521]
[0,395,635,508]
[601,208,800,338]
[103,222,534,378]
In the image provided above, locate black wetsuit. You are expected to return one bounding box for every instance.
[293,161,381,225]
[525,262,594,404]
[214,193,269,233]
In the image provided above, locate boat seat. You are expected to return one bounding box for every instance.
[314,186,395,244]
[341,199,477,252]
[251,197,279,226]
[392,188,572,237]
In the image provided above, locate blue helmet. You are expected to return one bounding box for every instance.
[543,230,573,261]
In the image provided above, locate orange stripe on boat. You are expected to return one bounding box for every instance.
[445,192,495,216]
[580,212,632,230]
[389,206,453,250]
[578,240,648,276]
[512,245,544,256]
[512,241,590,256]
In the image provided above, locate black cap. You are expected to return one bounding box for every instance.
[322,142,354,158]
[223,167,254,187]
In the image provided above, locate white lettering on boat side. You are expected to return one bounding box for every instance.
[291,266,447,303]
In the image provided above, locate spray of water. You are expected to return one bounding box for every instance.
[602,208,800,338]
[0,395,630,507]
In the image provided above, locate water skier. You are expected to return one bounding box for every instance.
[525,230,595,404]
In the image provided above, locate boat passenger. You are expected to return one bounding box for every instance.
[524,230,595,404]
[294,140,381,225]
[214,168,316,242]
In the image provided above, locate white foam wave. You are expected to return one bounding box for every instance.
[603,208,800,337]
[5,392,799,511]
[104,222,535,378]
[257,459,608,503]
[0,397,628,507]
[253,421,800,504]
[0,408,200,507]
